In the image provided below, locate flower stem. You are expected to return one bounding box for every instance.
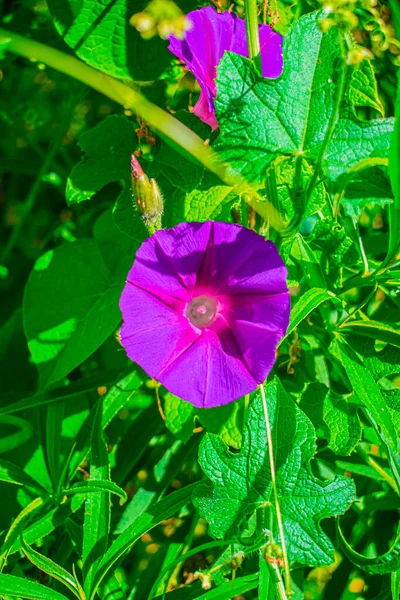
[259,384,291,596]
[244,0,263,76]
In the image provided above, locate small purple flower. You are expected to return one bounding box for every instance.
[168,6,283,129]
[119,221,290,408]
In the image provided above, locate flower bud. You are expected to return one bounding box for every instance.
[131,155,163,233]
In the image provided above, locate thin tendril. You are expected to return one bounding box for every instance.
[259,383,291,596]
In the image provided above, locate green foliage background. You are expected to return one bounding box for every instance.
[0,0,400,598]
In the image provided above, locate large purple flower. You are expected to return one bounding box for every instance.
[168,6,283,129]
[119,221,290,408]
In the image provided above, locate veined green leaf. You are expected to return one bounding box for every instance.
[21,537,82,598]
[388,70,400,260]
[65,480,127,505]
[215,12,393,183]
[0,573,69,599]
[194,379,355,566]
[348,59,384,116]
[47,0,171,81]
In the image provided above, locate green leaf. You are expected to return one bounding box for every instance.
[90,484,196,599]
[334,337,398,449]
[282,288,332,343]
[67,370,143,482]
[348,59,384,116]
[309,217,359,288]
[0,573,69,599]
[0,458,48,493]
[65,480,128,505]
[0,497,44,570]
[170,174,236,224]
[21,537,82,598]
[164,393,195,443]
[215,12,394,183]
[66,114,147,240]
[299,382,361,455]
[197,401,245,450]
[82,397,111,596]
[194,379,355,566]
[47,0,171,81]
[339,320,400,348]
[164,394,245,449]
[23,239,123,390]
[338,521,400,575]
[340,165,392,218]
[388,72,400,259]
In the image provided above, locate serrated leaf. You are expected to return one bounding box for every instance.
[215,12,393,183]
[274,158,326,221]
[299,382,361,455]
[193,379,355,566]
[47,0,170,81]
[23,239,123,390]
[348,59,384,116]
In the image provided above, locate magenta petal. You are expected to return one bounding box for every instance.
[119,220,290,408]
[127,221,213,304]
[227,294,290,381]
[259,24,284,78]
[120,284,200,378]
[168,7,283,129]
[160,329,257,408]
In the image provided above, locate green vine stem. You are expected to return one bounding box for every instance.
[244,0,262,75]
[0,28,288,231]
[260,384,291,597]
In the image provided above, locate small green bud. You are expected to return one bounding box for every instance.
[131,155,163,234]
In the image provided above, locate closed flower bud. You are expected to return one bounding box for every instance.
[131,155,163,233]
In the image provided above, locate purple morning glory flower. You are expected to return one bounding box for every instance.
[168,6,283,129]
[119,221,290,408]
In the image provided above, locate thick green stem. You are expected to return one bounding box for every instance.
[244,0,262,76]
[0,28,288,230]
[0,28,228,184]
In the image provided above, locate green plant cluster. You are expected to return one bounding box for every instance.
[0,0,400,598]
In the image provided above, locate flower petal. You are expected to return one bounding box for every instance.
[226,292,290,381]
[120,284,200,378]
[127,221,213,303]
[160,327,257,408]
[259,24,284,78]
[168,7,283,129]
